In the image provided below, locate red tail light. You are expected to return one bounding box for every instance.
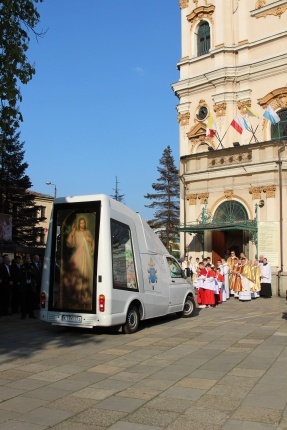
[99,294,105,312]
[41,292,46,309]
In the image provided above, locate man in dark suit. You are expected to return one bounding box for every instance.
[0,254,14,316]
[31,254,42,310]
[11,255,22,313]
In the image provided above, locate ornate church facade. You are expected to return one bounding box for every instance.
[173,0,287,295]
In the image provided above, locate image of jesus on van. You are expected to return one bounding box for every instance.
[66,215,95,305]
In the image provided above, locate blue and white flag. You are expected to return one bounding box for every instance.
[263,105,280,124]
[241,115,251,132]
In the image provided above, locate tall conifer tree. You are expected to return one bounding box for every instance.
[144,146,180,249]
[0,127,40,245]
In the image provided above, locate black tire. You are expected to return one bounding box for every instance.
[182,295,196,318]
[122,305,140,334]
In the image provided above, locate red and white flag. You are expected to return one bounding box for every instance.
[231,116,244,134]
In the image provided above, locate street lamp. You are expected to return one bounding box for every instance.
[46,181,57,199]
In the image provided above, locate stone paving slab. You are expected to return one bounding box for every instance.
[109,424,163,430]
[0,297,286,429]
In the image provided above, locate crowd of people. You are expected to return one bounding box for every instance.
[0,254,42,319]
[181,252,272,309]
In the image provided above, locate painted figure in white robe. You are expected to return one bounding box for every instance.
[66,217,95,302]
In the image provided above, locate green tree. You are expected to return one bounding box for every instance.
[144,146,180,250]
[0,0,44,132]
[0,0,44,246]
[111,176,125,203]
[0,128,43,246]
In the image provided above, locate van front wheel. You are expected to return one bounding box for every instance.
[182,296,196,318]
[122,305,140,334]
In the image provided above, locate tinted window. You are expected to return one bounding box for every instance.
[111,220,138,290]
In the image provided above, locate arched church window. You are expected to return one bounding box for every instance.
[213,201,248,223]
[271,109,287,139]
[197,21,210,56]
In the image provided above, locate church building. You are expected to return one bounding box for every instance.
[172,0,287,295]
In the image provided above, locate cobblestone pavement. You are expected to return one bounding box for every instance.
[0,296,287,430]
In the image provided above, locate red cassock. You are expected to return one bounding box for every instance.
[196,268,207,305]
[200,269,215,306]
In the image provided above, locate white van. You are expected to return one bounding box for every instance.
[40,194,196,333]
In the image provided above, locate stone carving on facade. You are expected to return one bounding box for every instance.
[258,88,287,109]
[258,88,287,139]
[178,112,190,126]
[224,190,233,200]
[186,5,215,29]
[249,186,262,200]
[187,193,198,205]
[213,103,226,117]
[262,185,276,198]
[198,193,209,204]
[179,0,189,9]
[255,4,287,18]
[208,152,252,168]
[186,122,212,153]
[237,99,252,113]
[255,0,266,9]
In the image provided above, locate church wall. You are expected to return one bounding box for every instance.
[176,0,287,295]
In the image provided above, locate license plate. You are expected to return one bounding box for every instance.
[61,315,82,323]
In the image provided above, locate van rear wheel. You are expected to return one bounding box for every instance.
[122,305,139,334]
[182,295,196,318]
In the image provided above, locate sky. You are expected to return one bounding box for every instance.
[19,0,181,220]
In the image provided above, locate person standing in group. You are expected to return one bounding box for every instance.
[227,251,238,296]
[20,257,36,319]
[182,256,191,279]
[251,260,261,299]
[260,257,272,298]
[192,257,200,288]
[0,255,14,316]
[196,262,207,307]
[229,257,243,298]
[258,255,264,266]
[200,263,216,308]
[239,257,252,302]
[11,256,22,313]
[31,255,42,310]
[215,267,224,304]
[221,258,230,299]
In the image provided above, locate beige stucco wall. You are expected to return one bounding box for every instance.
[175,0,287,294]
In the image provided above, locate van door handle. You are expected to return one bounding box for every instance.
[172,280,175,283]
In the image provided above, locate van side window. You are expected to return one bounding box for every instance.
[111,219,138,290]
[166,257,183,278]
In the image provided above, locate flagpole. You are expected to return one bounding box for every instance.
[248,122,260,144]
[216,124,230,150]
[249,123,259,143]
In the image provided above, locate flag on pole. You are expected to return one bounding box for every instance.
[245,106,259,118]
[241,116,251,132]
[230,116,244,134]
[206,115,217,137]
[263,105,280,124]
